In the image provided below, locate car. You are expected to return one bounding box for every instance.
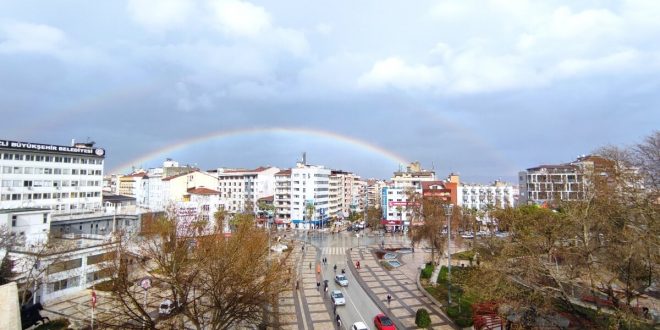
[158,299,180,315]
[331,290,345,306]
[374,313,396,330]
[351,321,370,330]
[335,274,349,286]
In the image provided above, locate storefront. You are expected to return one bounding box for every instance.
[381,219,403,232]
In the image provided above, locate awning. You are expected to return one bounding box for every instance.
[381,219,402,225]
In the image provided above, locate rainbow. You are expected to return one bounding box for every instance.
[109,127,411,173]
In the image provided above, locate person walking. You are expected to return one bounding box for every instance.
[387,294,392,305]
[296,280,299,290]
[336,314,341,328]
[317,281,320,291]
[309,262,312,270]
[333,264,337,273]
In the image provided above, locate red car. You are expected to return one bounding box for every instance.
[374,313,396,330]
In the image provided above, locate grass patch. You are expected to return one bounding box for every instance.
[420,263,434,279]
[424,266,475,327]
[451,250,475,262]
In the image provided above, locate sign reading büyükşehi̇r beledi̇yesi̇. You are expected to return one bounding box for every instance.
[0,140,105,157]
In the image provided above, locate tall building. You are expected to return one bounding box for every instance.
[0,139,139,304]
[382,162,436,231]
[1,139,106,214]
[518,155,616,205]
[366,179,387,209]
[290,161,330,229]
[216,166,279,213]
[274,169,292,228]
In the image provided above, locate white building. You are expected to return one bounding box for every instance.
[274,169,292,228]
[290,161,330,229]
[1,139,106,215]
[458,180,515,212]
[0,208,51,247]
[216,167,279,213]
[7,234,116,304]
[382,162,436,231]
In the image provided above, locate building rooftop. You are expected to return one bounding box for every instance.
[102,193,136,203]
[0,207,50,214]
[187,187,220,195]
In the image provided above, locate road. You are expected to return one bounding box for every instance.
[294,228,411,329]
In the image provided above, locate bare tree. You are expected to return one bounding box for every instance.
[108,208,290,329]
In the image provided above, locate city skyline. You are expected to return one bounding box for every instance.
[1,0,659,182]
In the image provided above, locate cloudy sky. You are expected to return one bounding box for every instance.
[1,0,658,182]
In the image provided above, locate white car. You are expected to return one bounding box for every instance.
[335,274,349,287]
[331,290,345,306]
[351,321,369,330]
[158,299,180,315]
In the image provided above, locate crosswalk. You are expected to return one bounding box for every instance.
[322,247,347,255]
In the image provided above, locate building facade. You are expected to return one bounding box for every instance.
[1,139,106,215]
[216,167,279,213]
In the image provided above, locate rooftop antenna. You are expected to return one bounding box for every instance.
[302,152,307,165]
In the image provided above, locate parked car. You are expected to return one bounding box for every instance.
[335,274,349,286]
[374,313,396,330]
[351,321,370,330]
[158,299,180,315]
[331,290,345,306]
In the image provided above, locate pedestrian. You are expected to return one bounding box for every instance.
[309,262,312,270]
[296,280,299,290]
[333,264,337,273]
[333,304,336,315]
[325,286,328,294]
[317,281,320,291]
[336,314,341,327]
[387,294,392,305]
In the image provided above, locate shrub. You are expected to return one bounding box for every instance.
[415,308,431,328]
[420,264,434,279]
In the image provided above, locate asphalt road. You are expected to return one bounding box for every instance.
[297,229,408,329]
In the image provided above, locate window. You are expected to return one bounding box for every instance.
[50,276,80,293]
[2,153,11,160]
[12,215,17,227]
[47,259,82,274]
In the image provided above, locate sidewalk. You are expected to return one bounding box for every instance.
[348,244,457,329]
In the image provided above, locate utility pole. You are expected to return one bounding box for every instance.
[444,204,453,306]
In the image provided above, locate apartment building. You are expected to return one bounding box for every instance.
[366,179,387,209]
[458,180,515,211]
[517,155,617,205]
[382,162,436,231]
[162,170,218,206]
[290,161,330,229]
[216,166,279,213]
[274,169,292,228]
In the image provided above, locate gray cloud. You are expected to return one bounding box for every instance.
[0,0,658,182]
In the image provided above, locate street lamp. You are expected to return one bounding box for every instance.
[443,204,453,306]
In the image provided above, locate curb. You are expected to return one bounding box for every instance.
[416,269,462,330]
